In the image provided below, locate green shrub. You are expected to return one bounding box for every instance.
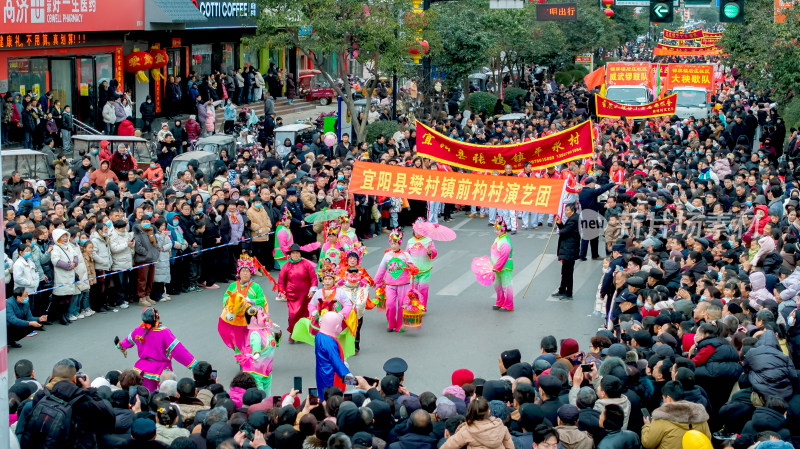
[460,91,510,114]
[554,69,588,86]
[365,120,400,144]
[503,87,527,105]
[781,97,800,138]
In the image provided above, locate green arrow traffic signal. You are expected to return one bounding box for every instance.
[649,0,673,22]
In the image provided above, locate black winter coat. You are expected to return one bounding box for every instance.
[786,321,800,369]
[695,337,743,379]
[718,388,755,435]
[557,213,581,261]
[744,330,797,401]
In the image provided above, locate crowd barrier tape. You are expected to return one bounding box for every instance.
[29,197,395,295]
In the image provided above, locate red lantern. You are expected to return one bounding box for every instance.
[604,8,614,17]
[124,51,154,83]
[149,48,169,83]
[404,10,428,30]
[408,40,429,64]
[419,40,429,54]
[602,0,614,5]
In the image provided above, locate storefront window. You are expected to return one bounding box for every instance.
[95,54,113,85]
[192,44,212,76]
[8,58,47,98]
[222,43,234,74]
[167,48,183,78]
[242,46,259,70]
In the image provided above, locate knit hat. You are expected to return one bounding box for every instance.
[560,338,579,357]
[131,418,156,441]
[435,397,457,420]
[442,385,466,401]
[451,369,474,387]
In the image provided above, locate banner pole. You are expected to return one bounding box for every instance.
[523,223,557,299]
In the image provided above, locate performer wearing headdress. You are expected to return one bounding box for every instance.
[491,217,514,312]
[291,262,357,359]
[274,209,320,269]
[219,254,268,355]
[318,221,345,276]
[278,243,318,342]
[337,214,359,252]
[339,265,372,354]
[114,307,198,392]
[235,305,281,395]
[374,229,419,333]
[337,251,374,287]
[406,218,437,308]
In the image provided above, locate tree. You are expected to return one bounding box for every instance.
[719,0,800,100]
[251,0,435,143]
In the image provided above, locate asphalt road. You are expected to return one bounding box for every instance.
[9,212,605,395]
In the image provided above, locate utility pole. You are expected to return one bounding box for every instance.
[422,0,432,116]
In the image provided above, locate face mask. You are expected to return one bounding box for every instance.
[80,239,88,245]
[73,237,79,244]
[92,149,99,155]
[337,185,344,191]
[338,174,344,181]
[106,220,113,228]
[746,201,753,206]
[142,222,151,229]
[644,302,653,311]
[215,215,222,223]
[789,316,796,327]
[172,219,180,226]
[636,299,643,307]
[23,252,31,259]
[145,211,153,217]
[254,203,262,209]
[150,163,156,168]
[317,194,325,200]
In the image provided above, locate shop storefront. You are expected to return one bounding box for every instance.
[0,0,145,124]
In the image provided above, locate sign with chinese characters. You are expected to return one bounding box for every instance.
[663,29,703,40]
[575,54,593,72]
[653,43,722,56]
[350,162,566,215]
[666,63,713,91]
[536,3,577,21]
[700,37,720,45]
[415,120,594,172]
[1,0,144,34]
[595,94,677,119]
[186,1,258,28]
[605,62,651,87]
[0,32,87,49]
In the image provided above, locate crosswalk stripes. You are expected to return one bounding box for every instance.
[437,270,477,296]
[512,254,557,296]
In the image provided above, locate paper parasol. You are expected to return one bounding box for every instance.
[417,222,457,241]
[471,256,496,286]
[305,208,347,223]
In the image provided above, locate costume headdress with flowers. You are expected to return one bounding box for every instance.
[281,208,292,223]
[494,217,508,233]
[237,253,257,275]
[325,221,341,237]
[320,261,337,279]
[338,213,352,225]
[389,228,403,245]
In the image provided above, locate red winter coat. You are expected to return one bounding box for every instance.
[117,119,135,136]
[99,140,113,162]
[143,164,164,189]
[186,119,201,141]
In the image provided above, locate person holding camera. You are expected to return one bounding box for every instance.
[6,287,47,348]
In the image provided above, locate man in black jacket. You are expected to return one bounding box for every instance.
[555,203,581,300]
[578,177,617,260]
[18,358,115,449]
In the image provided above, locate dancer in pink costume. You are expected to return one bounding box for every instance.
[491,217,514,312]
[235,305,281,395]
[406,218,437,308]
[115,307,198,392]
[374,229,418,333]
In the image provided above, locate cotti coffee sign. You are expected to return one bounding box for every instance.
[187,0,258,28]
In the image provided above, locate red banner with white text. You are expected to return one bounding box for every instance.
[595,94,677,119]
[415,120,594,172]
[654,44,723,56]
[663,29,703,40]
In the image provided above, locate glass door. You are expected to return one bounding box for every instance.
[78,57,96,123]
[50,59,75,112]
[167,48,183,78]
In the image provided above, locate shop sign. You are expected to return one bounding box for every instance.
[1,0,144,34]
[186,0,258,28]
[0,32,87,49]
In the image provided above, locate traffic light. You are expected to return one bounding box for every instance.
[649,0,673,22]
[719,0,744,22]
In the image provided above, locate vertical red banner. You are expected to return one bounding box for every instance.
[114,46,124,94]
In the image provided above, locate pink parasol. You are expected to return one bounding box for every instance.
[416,222,457,242]
[471,256,496,286]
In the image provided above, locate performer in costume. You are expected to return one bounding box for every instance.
[318,222,345,275]
[491,217,514,312]
[274,209,320,269]
[339,265,372,354]
[219,254,268,354]
[374,229,418,333]
[406,218,437,308]
[291,262,357,359]
[114,307,198,392]
[337,214,359,252]
[315,311,355,394]
[338,251,375,287]
[277,243,318,342]
[235,305,282,395]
